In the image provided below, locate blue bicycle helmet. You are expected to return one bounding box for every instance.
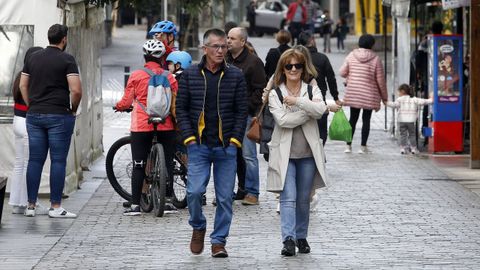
[166,51,192,69]
[148,20,177,37]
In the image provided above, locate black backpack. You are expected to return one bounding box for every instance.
[259,85,314,161]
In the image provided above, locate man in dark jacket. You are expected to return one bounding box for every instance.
[298,31,342,145]
[226,27,266,205]
[176,28,247,258]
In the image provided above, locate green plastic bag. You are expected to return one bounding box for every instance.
[328,109,352,143]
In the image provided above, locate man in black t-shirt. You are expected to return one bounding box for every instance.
[19,24,82,218]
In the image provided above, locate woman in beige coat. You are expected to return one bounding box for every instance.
[266,47,339,256]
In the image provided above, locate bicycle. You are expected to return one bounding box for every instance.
[105,108,188,216]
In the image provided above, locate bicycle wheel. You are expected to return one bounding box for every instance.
[149,144,167,217]
[172,153,188,209]
[106,136,132,201]
[140,180,153,213]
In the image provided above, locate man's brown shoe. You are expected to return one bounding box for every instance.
[211,244,228,258]
[241,194,259,205]
[190,229,206,254]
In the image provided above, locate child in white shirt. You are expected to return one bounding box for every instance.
[387,84,433,154]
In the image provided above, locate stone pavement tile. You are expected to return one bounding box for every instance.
[31,130,480,269]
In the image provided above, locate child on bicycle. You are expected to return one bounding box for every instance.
[114,39,178,215]
[387,84,433,154]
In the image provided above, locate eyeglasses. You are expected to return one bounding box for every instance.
[284,63,304,70]
[204,44,228,51]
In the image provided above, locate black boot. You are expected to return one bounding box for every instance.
[281,237,296,256]
[201,194,207,206]
[234,189,246,200]
[297,239,311,254]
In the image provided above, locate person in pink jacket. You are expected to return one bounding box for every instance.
[339,34,388,154]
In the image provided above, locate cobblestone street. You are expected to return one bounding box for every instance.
[1,26,480,269]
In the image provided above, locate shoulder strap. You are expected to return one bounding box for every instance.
[161,70,170,77]
[275,88,283,102]
[274,86,313,101]
[307,84,313,100]
[141,67,155,77]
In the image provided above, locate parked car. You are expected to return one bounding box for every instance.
[254,0,288,36]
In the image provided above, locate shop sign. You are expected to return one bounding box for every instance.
[442,0,471,10]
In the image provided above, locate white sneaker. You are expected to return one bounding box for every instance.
[48,207,77,218]
[358,146,370,154]
[12,205,26,214]
[411,147,418,154]
[344,145,352,153]
[24,207,35,217]
[400,147,406,155]
[35,203,50,215]
[123,205,141,216]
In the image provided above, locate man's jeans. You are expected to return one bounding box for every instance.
[186,144,237,245]
[243,116,260,197]
[26,113,75,204]
[280,157,315,241]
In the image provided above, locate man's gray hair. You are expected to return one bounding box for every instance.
[203,28,226,44]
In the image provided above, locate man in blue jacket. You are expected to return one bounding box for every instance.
[176,28,248,258]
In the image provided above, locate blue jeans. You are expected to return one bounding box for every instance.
[26,113,75,204]
[280,157,316,241]
[243,116,260,197]
[186,144,237,245]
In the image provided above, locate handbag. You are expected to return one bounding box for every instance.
[246,116,261,143]
[246,89,272,143]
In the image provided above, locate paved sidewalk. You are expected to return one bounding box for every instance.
[1,26,480,269]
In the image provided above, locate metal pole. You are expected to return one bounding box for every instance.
[384,4,388,131]
[391,17,397,136]
[164,0,168,21]
[414,0,419,147]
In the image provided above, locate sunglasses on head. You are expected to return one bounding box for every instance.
[284,63,304,70]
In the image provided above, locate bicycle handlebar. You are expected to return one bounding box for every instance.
[113,106,133,113]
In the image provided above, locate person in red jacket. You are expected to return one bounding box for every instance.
[115,39,178,215]
[286,0,307,45]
